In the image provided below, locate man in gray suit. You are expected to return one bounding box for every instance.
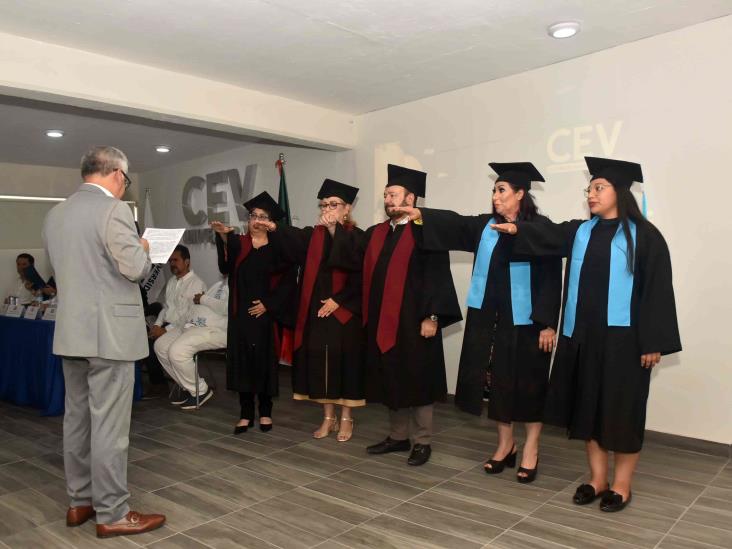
[43,146,166,538]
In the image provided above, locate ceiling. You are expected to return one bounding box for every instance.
[0,97,260,172]
[0,0,730,114]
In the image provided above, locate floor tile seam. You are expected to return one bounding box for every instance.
[380,499,511,545]
[213,506,326,549]
[534,501,668,544]
[449,469,571,495]
[292,484,387,517]
[323,466,431,498]
[486,527,574,549]
[332,511,473,549]
[437,474,564,507]
[144,472,210,494]
[231,458,328,485]
[652,456,732,549]
[21,523,76,549]
[180,511,290,549]
[178,529,218,549]
[520,514,654,548]
[207,465,301,492]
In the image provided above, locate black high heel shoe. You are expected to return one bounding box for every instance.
[233,420,250,435]
[484,445,517,475]
[259,419,273,432]
[517,456,539,483]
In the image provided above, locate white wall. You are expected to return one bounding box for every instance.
[353,17,732,444]
[138,143,355,287]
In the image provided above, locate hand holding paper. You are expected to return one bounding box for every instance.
[141,228,186,264]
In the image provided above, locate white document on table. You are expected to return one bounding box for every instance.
[142,228,186,264]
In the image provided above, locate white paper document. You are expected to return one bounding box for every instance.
[142,228,186,264]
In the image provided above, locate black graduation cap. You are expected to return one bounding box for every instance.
[243,191,286,221]
[489,162,545,190]
[585,157,643,189]
[317,178,359,204]
[386,164,426,198]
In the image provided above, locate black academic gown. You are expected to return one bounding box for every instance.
[331,220,462,410]
[216,234,297,396]
[269,224,366,404]
[514,218,681,452]
[420,209,563,420]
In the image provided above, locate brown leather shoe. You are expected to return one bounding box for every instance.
[96,511,166,538]
[66,505,95,527]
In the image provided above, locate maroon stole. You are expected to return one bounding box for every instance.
[231,234,253,318]
[293,225,354,351]
[362,221,415,353]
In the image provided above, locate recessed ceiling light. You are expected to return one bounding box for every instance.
[45,129,64,138]
[155,145,171,153]
[548,21,581,39]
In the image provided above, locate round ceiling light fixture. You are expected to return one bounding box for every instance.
[548,21,581,39]
[155,145,171,153]
[45,129,64,138]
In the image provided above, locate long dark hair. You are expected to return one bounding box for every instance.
[609,180,646,274]
[490,182,539,222]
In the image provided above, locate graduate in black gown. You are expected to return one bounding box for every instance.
[330,165,462,466]
[258,179,365,442]
[211,192,297,434]
[392,162,562,483]
[492,157,681,511]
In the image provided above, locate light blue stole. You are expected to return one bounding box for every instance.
[563,217,636,337]
[466,218,533,325]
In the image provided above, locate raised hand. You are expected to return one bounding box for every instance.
[253,220,276,233]
[490,223,517,234]
[317,298,340,318]
[389,206,422,221]
[538,327,556,353]
[640,352,661,369]
[210,221,235,235]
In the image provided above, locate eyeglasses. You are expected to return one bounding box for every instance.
[117,169,132,190]
[318,201,345,210]
[584,184,610,197]
[248,213,270,221]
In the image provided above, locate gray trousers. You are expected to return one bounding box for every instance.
[389,404,434,445]
[63,357,134,524]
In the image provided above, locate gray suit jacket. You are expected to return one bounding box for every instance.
[43,184,152,361]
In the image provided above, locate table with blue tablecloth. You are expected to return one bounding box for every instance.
[0,315,142,416]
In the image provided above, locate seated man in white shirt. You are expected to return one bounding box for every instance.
[154,276,228,409]
[5,253,36,304]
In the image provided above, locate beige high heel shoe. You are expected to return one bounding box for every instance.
[337,417,354,442]
[313,416,338,439]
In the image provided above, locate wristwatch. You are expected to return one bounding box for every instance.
[429,314,438,322]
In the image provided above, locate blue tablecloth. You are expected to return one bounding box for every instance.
[0,315,142,416]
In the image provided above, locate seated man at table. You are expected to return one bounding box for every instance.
[154,276,228,409]
[143,245,205,397]
[4,253,36,304]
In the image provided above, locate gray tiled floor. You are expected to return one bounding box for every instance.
[1,366,730,549]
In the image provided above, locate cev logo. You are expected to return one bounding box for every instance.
[546,121,623,173]
[181,165,257,227]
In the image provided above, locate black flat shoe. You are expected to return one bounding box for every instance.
[259,423,273,432]
[484,445,517,475]
[366,437,411,455]
[573,483,609,505]
[407,444,431,466]
[600,490,632,512]
[517,457,539,484]
[233,421,250,435]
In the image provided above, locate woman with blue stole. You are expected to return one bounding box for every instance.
[392,162,562,483]
[492,157,681,511]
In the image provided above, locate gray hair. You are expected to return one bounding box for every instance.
[80,146,129,178]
